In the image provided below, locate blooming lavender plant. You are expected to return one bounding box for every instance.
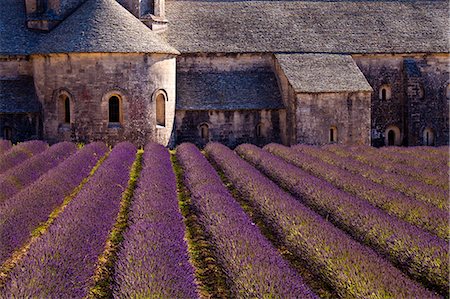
[0,142,108,266]
[114,142,198,298]
[0,141,77,202]
[177,143,317,298]
[373,145,447,174]
[1,142,135,298]
[236,144,449,294]
[297,144,448,211]
[265,143,448,240]
[0,140,11,155]
[0,140,47,174]
[326,144,448,190]
[206,142,440,298]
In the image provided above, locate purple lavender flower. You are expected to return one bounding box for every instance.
[0,141,77,202]
[0,142,108,266]
[0,140,11,155]
[114,142,198,298]
[1,142,135,298]
[265,143,448,240]
[177,143,317,298]
[236,143,449,293]
[0,140,48,174]
[206,142,440,298]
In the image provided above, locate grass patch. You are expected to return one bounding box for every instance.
[170,151,231,299]
[87,149,144,299]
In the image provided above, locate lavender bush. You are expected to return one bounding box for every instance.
[236,144,448,293]
[265,143,448,240]
[0,141,77,202]
[325,145,448,190]
[0,142,108,266]
[177,143,317,298]
[373,146,447,174]
[0,140,47,174]
[295,144,448,211]
[206,142,439,298]
[1,142,135,298]
[0,140,11,155]
[114,143,198,298]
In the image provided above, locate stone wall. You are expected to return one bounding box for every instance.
[296,92,371,145]
[0,56,32,79]
[272,55,297,145]
[31,53,176,147]
[353,54,449,146]
[175,109,285,148]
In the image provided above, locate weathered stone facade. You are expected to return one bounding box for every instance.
[354,54,449,147]
[295,92,371,145]
[32,53,176,147]
[176,109,284,148]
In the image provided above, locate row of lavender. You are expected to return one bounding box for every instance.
[176,143,317,298]
[113,143,197,298]
[205,143,438,298]
[235,144,448,294]
[302,144,448,211]
[326,145,448,190]
[264,144,448,240]
[0,142,77,202]
[1,142,134,297]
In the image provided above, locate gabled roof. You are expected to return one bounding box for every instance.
[275,54,372,93]
[35,0,179,55]
[165,0,448,54]
[0,78,41,113]
[176,70,284,110]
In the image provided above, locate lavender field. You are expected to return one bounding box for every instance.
[0,140,448,298]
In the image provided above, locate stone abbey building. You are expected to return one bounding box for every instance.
[1,0,448,147]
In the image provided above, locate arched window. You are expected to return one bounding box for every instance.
[57,91,73,125]
[446,84,450,99]
[256,123,263,138]
[109,96,121,123]
[379,84,391,100]
[3,126,12,140]
[199,123,209,140]
[329,126,338,143]
[64,96,70,123]
[384,125,401,146]
[423,128,435,146]
[36,0,47,13]
[156,93,166,127]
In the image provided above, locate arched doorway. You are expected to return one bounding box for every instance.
[387,130,395,146]
[384,125,401,146]
[423,128,435,146]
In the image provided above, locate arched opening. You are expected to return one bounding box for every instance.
[156,93,166,127]
[3,126,12,140]
[379,84,391,100]
[109,96,121,123]
[385,125,401,146]
[57,91,73,126]
[387,130,395,146]
[423,128,435,146]
[329,126,338,143]
[64,96,70,124]
[256,123,263,138]
[199,123,209,141]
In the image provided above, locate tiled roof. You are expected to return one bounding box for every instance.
[0,78,41,113]
[275,54,373,93]
[176,70,284,110]
[165,0,448,54]
[35,0,179,54]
